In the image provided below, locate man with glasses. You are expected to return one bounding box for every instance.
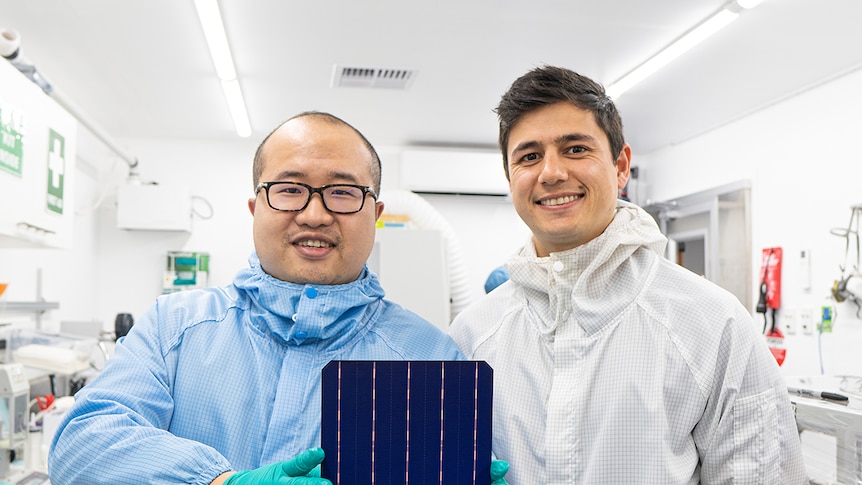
[49,112,508,485]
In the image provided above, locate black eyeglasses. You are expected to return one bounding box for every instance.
[255,181,378,214]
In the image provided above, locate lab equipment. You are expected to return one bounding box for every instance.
[833,273,862,303]
[830,205,862,311]
[788,375,862,484]
[114,313,134,340]
[163,251,209,294]
[6,329,95,399]
[0,363,29,480]
[13,471,50,484]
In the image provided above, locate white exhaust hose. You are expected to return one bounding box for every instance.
[0,28,53,94]
[378,189,473,323]
[0,28,19,57]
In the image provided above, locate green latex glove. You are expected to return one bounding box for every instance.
[224,447,331,485]
[491,459,510,485]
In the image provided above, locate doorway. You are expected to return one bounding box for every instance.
[646,181,752,308]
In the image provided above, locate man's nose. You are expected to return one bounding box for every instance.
[538,153,568,184]
[295,193,334,226]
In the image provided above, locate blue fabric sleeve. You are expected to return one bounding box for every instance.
[48,299,233,485]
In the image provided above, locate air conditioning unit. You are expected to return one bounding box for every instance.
[116,183,192,232]
[401,148,508,196]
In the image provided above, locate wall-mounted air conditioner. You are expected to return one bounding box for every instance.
[401,148,508,196]
[116,183,192,232]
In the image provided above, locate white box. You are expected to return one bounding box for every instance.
[116,183,192,232]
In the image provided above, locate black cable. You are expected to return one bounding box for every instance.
[756,282,768,314]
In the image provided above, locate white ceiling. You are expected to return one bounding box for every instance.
[1,0,861,158]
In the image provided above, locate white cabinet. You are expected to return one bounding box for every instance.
[368,228,451,331]
[0,58,77,248]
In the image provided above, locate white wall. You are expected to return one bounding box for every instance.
[638,67,862,377]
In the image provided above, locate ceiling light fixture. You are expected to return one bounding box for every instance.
[735,0,764,9]
[193,0,251,137]
[221,79,252,137]
[606,1,762,99]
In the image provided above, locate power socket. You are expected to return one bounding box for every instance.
[783,308,797,335]
[799,308,814,334]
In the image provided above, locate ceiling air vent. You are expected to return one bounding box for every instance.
[331,65,418,90]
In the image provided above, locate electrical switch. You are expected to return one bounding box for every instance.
[800,249,811,292]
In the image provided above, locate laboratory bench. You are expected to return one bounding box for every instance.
[788,375,862,484]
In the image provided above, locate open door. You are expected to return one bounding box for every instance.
[646,181,752,308]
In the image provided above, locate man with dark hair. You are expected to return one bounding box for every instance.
[450,66,806,484]
[49,112,508,485]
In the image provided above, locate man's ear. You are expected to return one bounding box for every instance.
[616,144,632,189]
[248,197,256,216]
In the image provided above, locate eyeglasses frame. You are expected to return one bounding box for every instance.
[255,181,378,214]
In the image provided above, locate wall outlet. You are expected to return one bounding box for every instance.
[800,308,814,334]
[783,308,797,335]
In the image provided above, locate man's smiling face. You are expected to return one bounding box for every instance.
[248,116,383,285]
[506,101,631,256]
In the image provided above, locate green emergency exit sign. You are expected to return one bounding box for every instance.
[0,105,24,177]
[46,129,65,214]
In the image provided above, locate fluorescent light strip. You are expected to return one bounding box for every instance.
[222,79,252,137]
[606,8,740,99]
[194,0,236,80]
[194,0,251,137]
[736,0,764,9]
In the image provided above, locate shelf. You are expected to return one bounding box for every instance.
[0,269,59,329]
[0,301,59,313]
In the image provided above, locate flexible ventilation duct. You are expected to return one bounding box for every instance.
[379,189,472,322]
